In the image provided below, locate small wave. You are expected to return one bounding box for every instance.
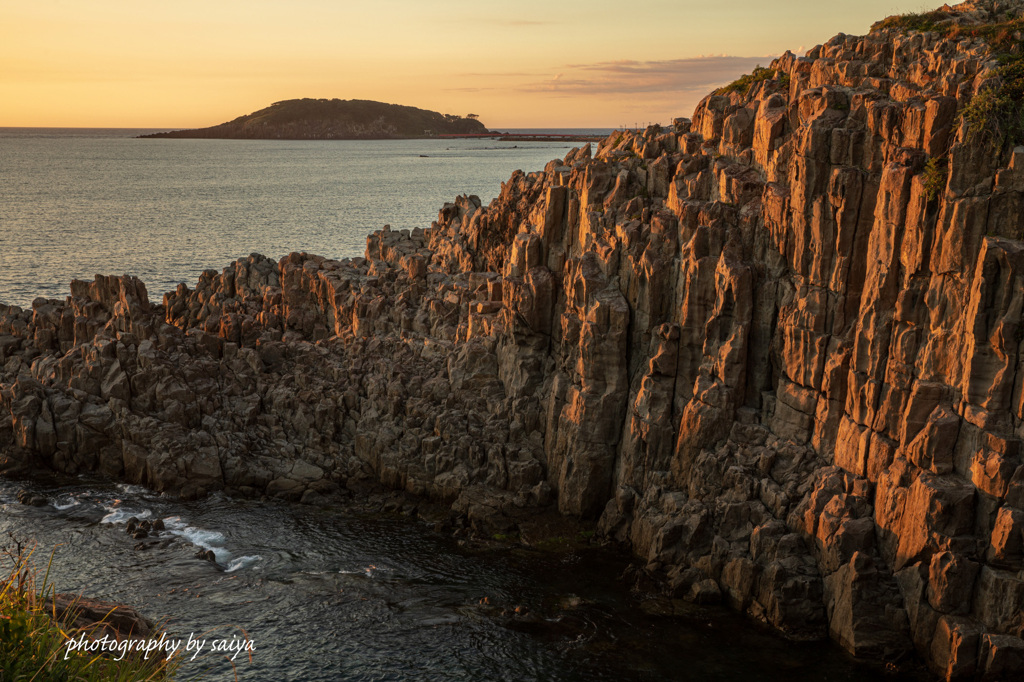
[115,483,149,496]
[225,555,262,573]
[99,506,153,524]
[52,495,80,511]
[163,517,231,563]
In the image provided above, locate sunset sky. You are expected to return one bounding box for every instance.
[1,0,925,129]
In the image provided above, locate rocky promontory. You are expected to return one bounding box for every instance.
[140,98,488,140]
[4,1,1024,678]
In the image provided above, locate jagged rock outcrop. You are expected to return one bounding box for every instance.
[4,1,1024,678]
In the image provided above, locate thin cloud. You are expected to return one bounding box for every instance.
[446,86,502,93]
[457,71,542,78]
[497,19,552,27]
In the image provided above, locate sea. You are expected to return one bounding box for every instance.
[0,128,918,681]
[0,127,609,308]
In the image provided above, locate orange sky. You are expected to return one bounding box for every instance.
[1,0,926,129]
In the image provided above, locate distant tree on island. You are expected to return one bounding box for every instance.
[140,99,489,140]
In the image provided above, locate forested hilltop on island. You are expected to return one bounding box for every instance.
[140,98,489,140]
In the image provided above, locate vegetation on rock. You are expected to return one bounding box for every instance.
[871,9,1024,151]
[716,66,789,96]
[962,52,1024,150]
[923,157,948,201]
[870,10,952,33]
[0,543,177,681]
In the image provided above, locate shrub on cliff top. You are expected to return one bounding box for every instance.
[717,67,786,96]
[870,10,950,33]
[0,543,177,681]
[961,52,1024,151]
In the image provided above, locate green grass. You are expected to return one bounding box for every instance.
[957,17,1024,151]
[717,67,788,96]
[0,544,178,681]
[530,530,598,552]
[961,54,1024,151]
[870,11,1024,45]
[923,157,948,201]
[870,10,950,33]
[531,536,572,552]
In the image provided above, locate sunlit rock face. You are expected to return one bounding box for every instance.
[4,1,1024,677]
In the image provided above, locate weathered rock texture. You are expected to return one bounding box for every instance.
[4,1,1024,678]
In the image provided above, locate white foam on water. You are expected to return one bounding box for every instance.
[162,516,187,530]
[225,555,262,573]
[163,516,231,563]
[52,495,80,511]
[99,506,153,524]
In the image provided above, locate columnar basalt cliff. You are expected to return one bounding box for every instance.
[3,1,1024,678]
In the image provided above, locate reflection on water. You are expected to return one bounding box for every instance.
[0,476,920,681]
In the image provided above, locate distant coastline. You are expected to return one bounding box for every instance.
[0,127,615,140]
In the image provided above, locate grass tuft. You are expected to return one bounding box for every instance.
[0,540,178,682]
[717,67,788,96]
[870,10,950,33]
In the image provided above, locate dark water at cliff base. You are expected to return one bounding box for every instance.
[0,476,929,682]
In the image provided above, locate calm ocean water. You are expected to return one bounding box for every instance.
[0,127,606,308]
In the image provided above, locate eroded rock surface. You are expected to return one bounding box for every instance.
[4,1,1024,678]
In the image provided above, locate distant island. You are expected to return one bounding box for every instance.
[139,98,489,140]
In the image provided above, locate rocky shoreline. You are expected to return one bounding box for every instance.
[4,1,1024,679]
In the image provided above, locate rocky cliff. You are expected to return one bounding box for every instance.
[4,1,1024,678]
[140,98,488,140]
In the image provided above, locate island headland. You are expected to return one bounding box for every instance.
[138,98,488,140]
[4,1,1024,679]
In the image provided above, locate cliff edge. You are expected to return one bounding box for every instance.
[4,1,1024,678]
